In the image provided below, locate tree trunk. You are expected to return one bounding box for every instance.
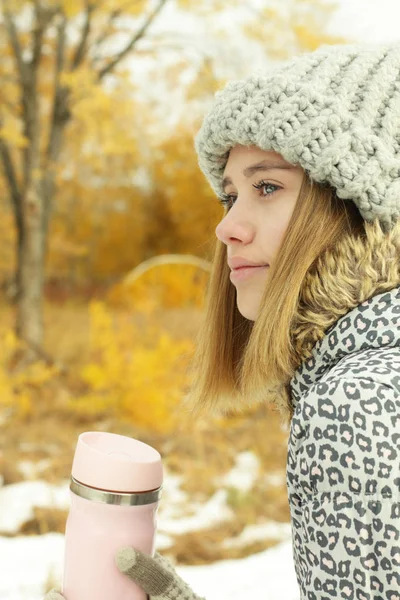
[15,179,46,355]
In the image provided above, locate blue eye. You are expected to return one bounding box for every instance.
[218,180,281,209]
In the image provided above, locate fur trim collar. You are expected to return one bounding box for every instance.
[276,218,400,429]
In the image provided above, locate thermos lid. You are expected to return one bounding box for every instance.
[71,431,163,493]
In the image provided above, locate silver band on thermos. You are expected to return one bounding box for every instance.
[70,475,163,506]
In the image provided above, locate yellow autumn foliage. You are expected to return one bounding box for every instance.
[0,296,196,432]
[0,305,195,431]
[0,119,28,148]
[243,0,347,59]
[0,330,57,419]
[69,301,195,432]
[108,262,209,312]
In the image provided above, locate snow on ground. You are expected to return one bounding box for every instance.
[0,450,299,599]
[218,451,260,492]
[0,533,64,600]
[0,480,71,535]
[0,533,299,600]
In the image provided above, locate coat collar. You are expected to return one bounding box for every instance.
[284,218,400,422]
[290,285,400,408]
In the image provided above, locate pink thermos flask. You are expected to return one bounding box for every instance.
[62,431,163,600]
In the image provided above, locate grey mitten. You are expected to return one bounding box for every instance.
[116,548,206,600]
[44,548,205,600]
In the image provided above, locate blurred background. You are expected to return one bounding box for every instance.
[0,1,398,598]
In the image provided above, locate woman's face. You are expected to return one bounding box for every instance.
[215,145,304,321]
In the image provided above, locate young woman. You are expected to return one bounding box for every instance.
[48,41,400,600]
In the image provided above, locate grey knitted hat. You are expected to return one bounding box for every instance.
[194,42,400,231]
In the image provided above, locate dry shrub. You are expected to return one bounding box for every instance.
[226,479,290,526]
[18,507,68,536]
[164,420,237,499]
[168,520,283,564]
[165,403,288,502]
[1,458,24,485]
[158,406,290,563]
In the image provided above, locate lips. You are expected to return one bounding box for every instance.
[230,265,269,282]
[228,257,269,270]
[234,265,264,270]
[232,265,268,271]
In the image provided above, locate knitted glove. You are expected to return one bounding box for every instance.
[45,548,205,600]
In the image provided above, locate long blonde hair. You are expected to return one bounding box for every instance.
[183,171,366,425]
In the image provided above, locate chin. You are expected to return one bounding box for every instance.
[237,305,257,322]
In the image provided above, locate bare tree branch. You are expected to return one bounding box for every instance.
[71,1,95,70]
[90,8,121,55]
[89,0,143,58]
[97,0,168,80]
[30,2,48,87]
[47,11,69,161]
[55,12,67,84]
[3,2,36,186]
[2,2,28,86]
[0,136,20,209]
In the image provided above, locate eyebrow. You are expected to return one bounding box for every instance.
[222,160,296,192]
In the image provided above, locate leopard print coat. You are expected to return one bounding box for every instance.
[286,219,400,599]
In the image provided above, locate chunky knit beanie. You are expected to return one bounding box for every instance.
[194,42,400,232]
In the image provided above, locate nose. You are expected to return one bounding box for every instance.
[215,204,255,246]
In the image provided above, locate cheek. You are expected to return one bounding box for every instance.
[268,198,296,239]
[262,209,293,259]
[265,220,288,249]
